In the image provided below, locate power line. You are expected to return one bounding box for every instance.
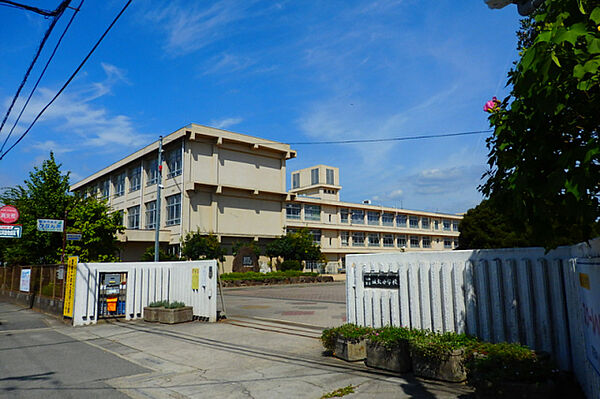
[0,0,84,154]
[285,130,492,145]
[0,0,133,161]
[0,0,71,137]
[0,0,61,16]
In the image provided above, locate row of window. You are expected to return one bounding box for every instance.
[123,194,181,229]
[96,148,182,199]
[286,204,459,231]
[340,232,458,249]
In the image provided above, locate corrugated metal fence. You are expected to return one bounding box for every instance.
[346,238,600,399]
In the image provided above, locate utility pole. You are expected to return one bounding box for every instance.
[154,136,163,262]
[61,209,67,264]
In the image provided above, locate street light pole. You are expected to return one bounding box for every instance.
[154,136,163,262]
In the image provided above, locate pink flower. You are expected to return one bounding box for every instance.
[483,96,500,113]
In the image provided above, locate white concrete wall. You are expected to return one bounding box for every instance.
[73,261,217,326]
[346,238,600,399]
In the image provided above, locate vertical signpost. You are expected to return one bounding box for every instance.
[63,256,78,318]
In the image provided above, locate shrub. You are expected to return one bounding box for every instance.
[279,259,302,271]
[148,300,168,308]
[367,326,425,350]
[410,331,479,360]
[166,301,186,309]
[220,270,318,281]
[321,324,373,352]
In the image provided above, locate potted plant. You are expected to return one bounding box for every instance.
[157,301,194,324]
[466,342,561,398]
[410,331,477,382]
[321,324,373,362]
[144,300,167,322]
[365,326,419,373]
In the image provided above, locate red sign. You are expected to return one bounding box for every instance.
[0,205,19,224]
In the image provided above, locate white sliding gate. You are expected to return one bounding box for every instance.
[72,261,217,326]
[346,238,600,399]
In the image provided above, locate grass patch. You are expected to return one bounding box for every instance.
[320,385,356,398]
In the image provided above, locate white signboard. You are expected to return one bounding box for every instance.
[37,219,64,232]
[0,224,22,238]
[20,269,31,292]
[577,259,600,377]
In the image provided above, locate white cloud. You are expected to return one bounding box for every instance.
[202,53,256,75]
[210,117,243,130]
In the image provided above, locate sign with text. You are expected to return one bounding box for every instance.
[192,268,199,290]
[20,269,31,292]
[63,256,78,318]
[576,258,600,377]
[66,233,82,241]
[0,205,19,223]
[37,219,64,232]
[363,272,400,289]
[0,224,22,238]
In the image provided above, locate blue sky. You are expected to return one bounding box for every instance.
[0,0,521,214]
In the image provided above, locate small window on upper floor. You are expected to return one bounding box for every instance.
[167,149,182,178]
[452,221,459,231]
[292,173,300,189]
[147,158,159,186]
[311,168,319,185]
[129,166,141,192]
[114,173,125,197]
[326,168,334,185]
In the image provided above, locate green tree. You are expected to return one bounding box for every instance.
[265,229,321,263]
[482,0,600,249]
[141,246,179,261]
[232,241,262,257]
[181,231,226,262]
[0,153,123,264]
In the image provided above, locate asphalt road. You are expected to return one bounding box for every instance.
[0,302,148,399]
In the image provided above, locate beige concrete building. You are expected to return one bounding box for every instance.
[71,124,461,272]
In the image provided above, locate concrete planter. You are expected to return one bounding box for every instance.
[411,348,467,382]
[365,340,412,373]
[143,306,162,322]
[158,306,193,324]
[334,337,366,362]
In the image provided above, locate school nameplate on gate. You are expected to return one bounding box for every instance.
[363,272,399,289]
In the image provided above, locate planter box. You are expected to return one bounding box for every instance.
[411,348,467,382]
[143,306,162,322]
[334,337,366,362]
[365,340,412,373]
[158,306,193,324]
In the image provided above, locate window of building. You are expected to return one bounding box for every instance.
[397,235,407,248]
[341,231,349,246]
[422,236,431,248]
[100,179,110,199]
[454,239,459,248]
[444,239,452,249]
[128,205,140,229]
[129,166,141,192]
[443,219,451,231]
[383,234,394,247]
[147,158,158,186]
[367,211,380,226]
[410,235,420,248]
[351,209,364,224]
[114,173,125,197]
[310,229,321,245]
[166,194,181,226]
[326,168,334,185]
[396,214,407,227]
[168,244,180,258]
[292,173,300,189]
[286,203,301,220]
[368,233,380,247]
[434,220,439,230]
[167,149,182,178]
[304,205,321,221]
[452,221,459,231]
[421,217,430,230]
[409,216,419,229]
[115,210,124,226]
[145,201,156,229]
[352,232,365,246]
[311,168,319,185]
[340,208,349,223]
[382,213,394,226]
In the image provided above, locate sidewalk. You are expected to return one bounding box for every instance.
[55,317,474,399]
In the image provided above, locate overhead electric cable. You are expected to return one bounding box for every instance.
[0,0,133,160]
[0,0,84,154]
[0,0,60,16]
[0,0,71,137]
[285,129,492,145]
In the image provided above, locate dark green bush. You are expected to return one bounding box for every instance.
[148,300,168,308]
[367,326,425,349]
[279,260,303,271]
[410,331,479,360]
[321,324,373,352]
[220,270,317,281]
[166,301,186,309]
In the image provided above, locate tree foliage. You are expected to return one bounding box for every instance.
[181,231,226,262]
[265,229,321,262]
[482,0,600,249]
[0,153,123,264]
[141,246,180,262]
